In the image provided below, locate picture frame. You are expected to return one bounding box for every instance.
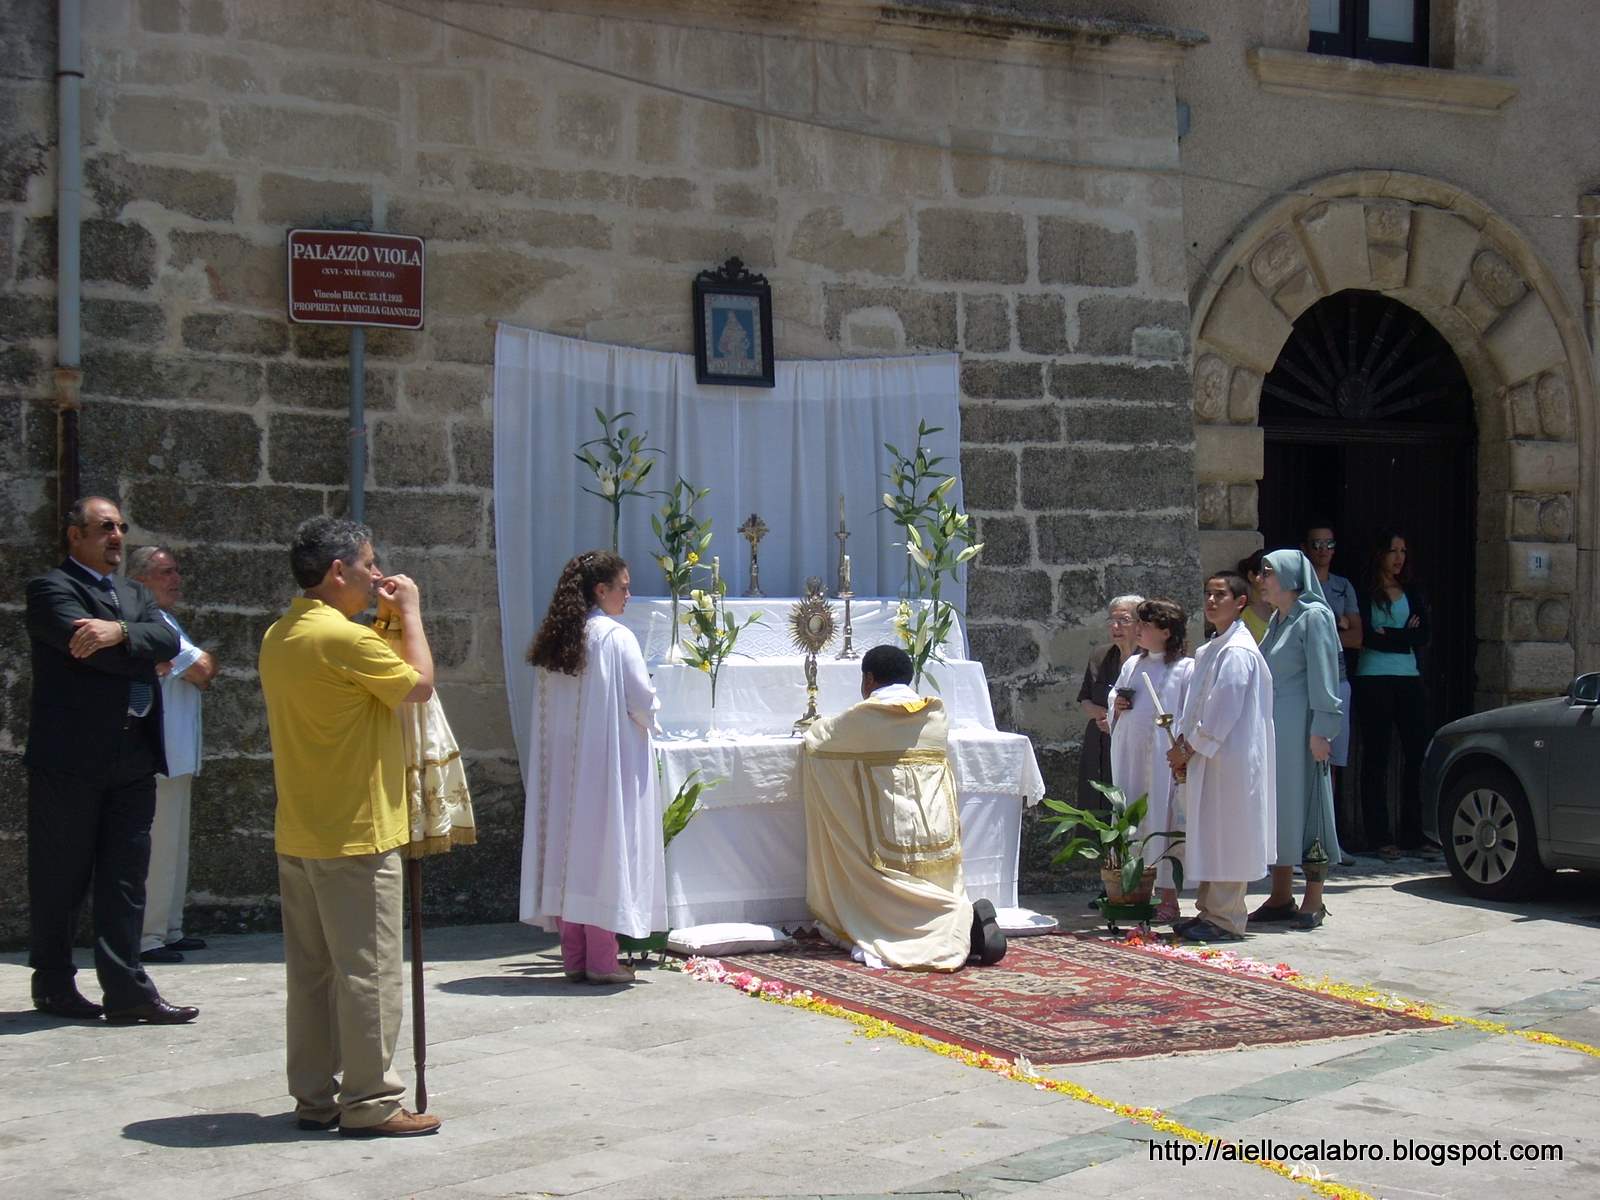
[692,256,776,388]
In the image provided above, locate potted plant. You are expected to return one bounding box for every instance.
[1040,781,1184,906]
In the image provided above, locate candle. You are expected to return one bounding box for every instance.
[838,493,846,531]
[712,555,720,591]
[1140,671,1166,718]
[841,553,851,593]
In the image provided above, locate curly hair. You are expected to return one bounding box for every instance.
[1135,598,1188,664]
[527,550,627,675]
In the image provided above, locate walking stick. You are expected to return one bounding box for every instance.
[407,856,428,1113]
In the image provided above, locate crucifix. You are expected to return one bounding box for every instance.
[738,512,768,597]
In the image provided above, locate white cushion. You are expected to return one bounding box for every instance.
[667,922,797,956]
[996,907,1059,936]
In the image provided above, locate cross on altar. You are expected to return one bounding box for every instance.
[738,512,769,597]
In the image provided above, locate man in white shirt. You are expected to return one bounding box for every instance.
[129,547,217,964]
[1166,573,1276,942]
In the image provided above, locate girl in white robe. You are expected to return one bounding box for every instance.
[1109,599,1194,921]
[519,551,663,986]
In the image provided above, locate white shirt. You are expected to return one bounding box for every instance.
[157,610,205,778]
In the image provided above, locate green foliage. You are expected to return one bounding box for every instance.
[881,421,981,689]
[576,408,661,551]
[678,578,764,710]
[662,766,720,848]
[1039,781,1185,897]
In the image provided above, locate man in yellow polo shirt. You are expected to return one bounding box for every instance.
[259,516,438,1138]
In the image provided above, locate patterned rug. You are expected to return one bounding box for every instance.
[705,934,1437,1066]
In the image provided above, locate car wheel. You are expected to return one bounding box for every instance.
[1439,767,1550,901]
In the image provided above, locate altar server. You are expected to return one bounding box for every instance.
[1108,599,1193,924]
[520,551,663,986]
[802,645,1006,971]
[1166,573,1276,942]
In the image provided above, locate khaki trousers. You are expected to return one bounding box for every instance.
[278,850,406,1128]
[142,774,193,950]
[1195,880,1248,937]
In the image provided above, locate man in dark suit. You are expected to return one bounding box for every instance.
[25,495,200,1024]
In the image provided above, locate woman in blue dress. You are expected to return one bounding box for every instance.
[1252,549,1344,931]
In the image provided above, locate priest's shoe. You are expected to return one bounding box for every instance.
[139,946,184,964]
[296,1115,340,1132]
[340,1109,441,1138]
[970,898,1007,965]
[104,998,200,1025]
[165,936,208,952]
[33,991,103,1020]
[1248,899,1298,924]
[1179,919,1242,943]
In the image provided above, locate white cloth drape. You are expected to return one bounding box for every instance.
[493,325,964,768]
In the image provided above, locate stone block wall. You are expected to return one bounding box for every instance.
[0,0,1201,938]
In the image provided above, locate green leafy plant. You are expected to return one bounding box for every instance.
[679,581,763,714]
[652,477,713,657]
[1040,781,1185,901]
[576,408,660,551]
[662,765,720,848]
[881,421,981,689]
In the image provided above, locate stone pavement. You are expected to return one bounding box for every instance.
[3,861,1598,1200]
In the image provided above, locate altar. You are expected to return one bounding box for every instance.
[630,597,1044,930]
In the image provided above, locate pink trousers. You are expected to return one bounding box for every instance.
[558,920,620,975]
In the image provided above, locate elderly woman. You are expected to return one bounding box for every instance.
[1075,595,1143,809]
[1253,550,1343,931]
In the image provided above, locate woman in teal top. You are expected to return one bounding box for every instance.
[1253,549,1344,931]
[1354,530,1433,860]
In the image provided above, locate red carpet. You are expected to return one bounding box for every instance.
[706,934,1436,1067]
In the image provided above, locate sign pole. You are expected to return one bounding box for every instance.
[349,324,366,524]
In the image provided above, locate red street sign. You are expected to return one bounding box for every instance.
[286,228,425,330]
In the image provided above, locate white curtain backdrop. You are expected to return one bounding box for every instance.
[493,325,965,766]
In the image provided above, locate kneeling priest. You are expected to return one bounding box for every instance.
[802,645,1005,971]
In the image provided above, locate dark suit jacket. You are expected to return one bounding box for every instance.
[24,559,181,779]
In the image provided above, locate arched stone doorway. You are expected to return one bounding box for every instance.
[1190,170,1594,708]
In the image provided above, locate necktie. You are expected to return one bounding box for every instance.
[94,577,153,718]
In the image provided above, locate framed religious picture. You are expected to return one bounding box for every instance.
[692,257,776,388]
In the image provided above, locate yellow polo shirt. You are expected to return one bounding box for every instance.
[259,597,420,858]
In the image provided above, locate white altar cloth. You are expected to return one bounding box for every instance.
[652,658,995,735]
[657,730,1044,928]
[618,597,965,665]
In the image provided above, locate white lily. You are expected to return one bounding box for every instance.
[956,544,983,563]
[932,475,957,501]
[600,477,616,497]
[882,492,895,512]
[906,541,930,570]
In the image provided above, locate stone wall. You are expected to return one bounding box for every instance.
[0,0,1203,940]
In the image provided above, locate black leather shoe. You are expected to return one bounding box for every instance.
[297,1115,340,1131]
[104,998,200,1025]
[1293,906,1327,931]
[969,898,1008,965]
[1248,899,1299,924]
[140,946,184,964]
[33,992,104,1020]
[1180,919,1243,943]
[165,937,207,952]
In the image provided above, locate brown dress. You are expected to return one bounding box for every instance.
[1075,643,1123,808]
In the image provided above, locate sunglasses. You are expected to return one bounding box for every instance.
[1308,539,1336,550]
[85,520,130,535]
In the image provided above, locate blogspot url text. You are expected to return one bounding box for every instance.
[1151,1137,1564,1167]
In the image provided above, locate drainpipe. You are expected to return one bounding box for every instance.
[348,219,369,525]
[55,0,83,534]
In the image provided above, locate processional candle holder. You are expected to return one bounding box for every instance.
[789,578,836,733]
[738,512,768,597]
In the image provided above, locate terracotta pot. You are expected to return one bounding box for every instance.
[1100,865,1157,906]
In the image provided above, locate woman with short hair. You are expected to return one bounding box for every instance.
[1074,594,1143,810]
[519,551,663,986]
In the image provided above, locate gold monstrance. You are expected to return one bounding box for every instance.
[789,577,836,732]
[739,512,768,597]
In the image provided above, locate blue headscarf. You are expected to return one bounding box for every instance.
[1262,548,1330,622]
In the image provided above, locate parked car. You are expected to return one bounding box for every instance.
[1422,672,1600,900]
